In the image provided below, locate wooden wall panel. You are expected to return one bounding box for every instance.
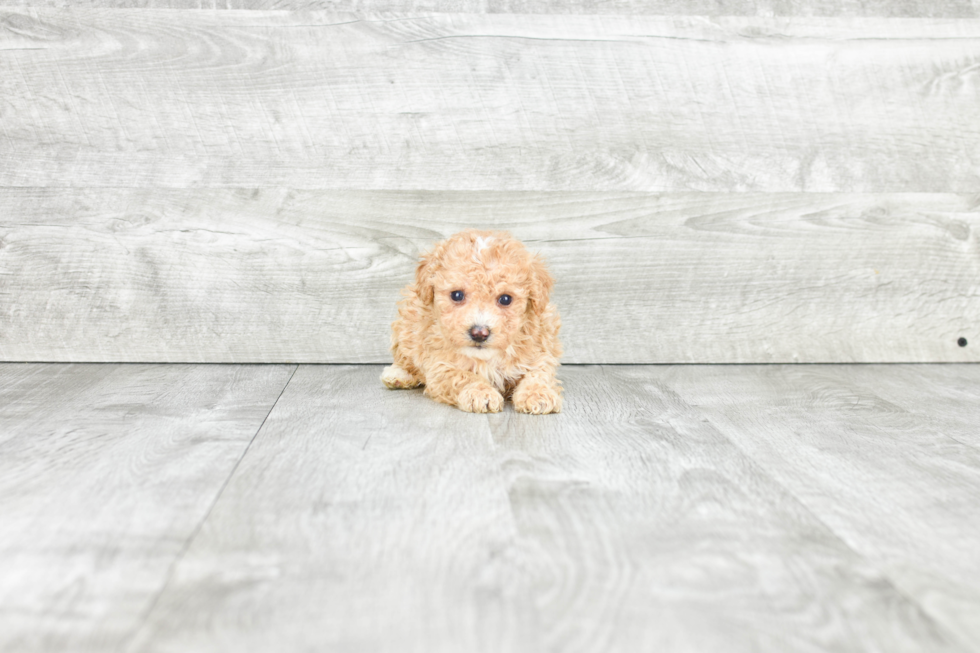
[2,1,979,17]
[1,11,978,192]
[3,9,977,362]
[1,188,976,363]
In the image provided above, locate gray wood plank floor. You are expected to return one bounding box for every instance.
[2,362,979,652]
[0,363,296,653]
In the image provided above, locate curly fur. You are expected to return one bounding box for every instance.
[381,230,562,414]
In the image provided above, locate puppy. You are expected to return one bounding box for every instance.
[381,230,562,414]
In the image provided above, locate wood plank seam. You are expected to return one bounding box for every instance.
[672,386,968,648]
[661,363,980,649]
[120,364,299,652]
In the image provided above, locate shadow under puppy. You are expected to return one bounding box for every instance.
[382,230,562,414]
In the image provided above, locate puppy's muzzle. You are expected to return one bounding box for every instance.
[469,325,491,343]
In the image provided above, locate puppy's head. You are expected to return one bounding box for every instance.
[415,230,553,359]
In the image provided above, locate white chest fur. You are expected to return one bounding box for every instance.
[460,348,522,392]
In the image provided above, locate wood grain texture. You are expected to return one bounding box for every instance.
[484,365,969,652]
[1,188,977,364]
[122,364,973,652]
[661,364,980,650]
[125,364,527,653]
[0,363,295,653]
[2,1,979,17]
[4,362,980,651]
[833,364,980,450]
[1,10,979,191]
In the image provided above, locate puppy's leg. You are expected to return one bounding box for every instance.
[425,367,504,413]
[512,368,562,415]
[382,336,423,389]
[381,364,423,389]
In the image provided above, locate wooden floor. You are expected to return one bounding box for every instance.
[2,363,979,652]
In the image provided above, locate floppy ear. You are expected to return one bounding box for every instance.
[413,254,435,306]
[527,254,554,316]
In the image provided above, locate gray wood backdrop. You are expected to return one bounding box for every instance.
[1,5,977,363]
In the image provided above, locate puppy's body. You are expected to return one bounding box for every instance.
[382,230,562,414]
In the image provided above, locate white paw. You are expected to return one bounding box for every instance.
[457,383,504,413]
[513,383,562,415]
[381,365,421,389]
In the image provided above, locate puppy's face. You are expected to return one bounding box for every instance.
[418,233,549,360]
[434,273,528,360]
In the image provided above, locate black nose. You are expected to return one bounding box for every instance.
[469,325,490,343]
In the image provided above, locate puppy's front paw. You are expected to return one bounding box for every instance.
[457,383,504,413]
[381,365,422,389]
[513,383,562,415]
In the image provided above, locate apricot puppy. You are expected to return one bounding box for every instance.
[381,230,562,414]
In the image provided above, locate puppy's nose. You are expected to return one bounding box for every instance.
[469,325,491,343]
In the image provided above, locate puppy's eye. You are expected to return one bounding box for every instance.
[450,290,465,303]
[497,294,512,306]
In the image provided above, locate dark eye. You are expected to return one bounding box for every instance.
[450,290,465,303]
[497,294,512,306]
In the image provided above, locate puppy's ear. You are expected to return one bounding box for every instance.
[527,254,555,315]
[414,252,436,306]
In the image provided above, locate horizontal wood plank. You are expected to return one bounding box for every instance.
[0,363,295,653]
[1,188,977,363]
[3,1,979,16]
[1,11,978,191]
